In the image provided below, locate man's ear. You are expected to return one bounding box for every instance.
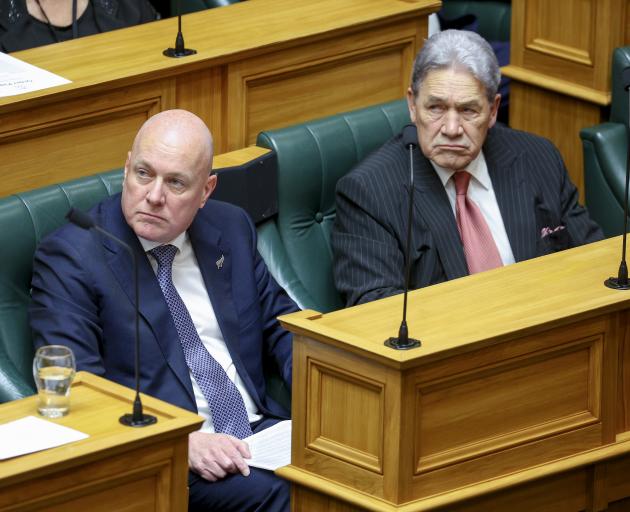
[200,173,217,208]
[488,94,501,129]
[406,87,418,123]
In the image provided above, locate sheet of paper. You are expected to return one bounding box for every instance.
[243,419,291,471]
[0,52,71,98]
[0,415,88,460]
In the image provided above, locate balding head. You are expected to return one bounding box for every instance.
[121,110,217,242]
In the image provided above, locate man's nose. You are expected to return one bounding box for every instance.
[146,179,166,205]
[441,109,463,138]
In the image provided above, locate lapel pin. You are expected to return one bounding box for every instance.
[216,254,225,270]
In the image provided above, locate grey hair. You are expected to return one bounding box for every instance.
[410,30,501,102]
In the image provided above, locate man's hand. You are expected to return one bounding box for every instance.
[189,431,251,482]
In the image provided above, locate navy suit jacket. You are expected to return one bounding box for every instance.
[332,124,604,306]
[30,194,298,418]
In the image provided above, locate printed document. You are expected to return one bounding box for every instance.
[244,420,291,471]
[0,52,71,97]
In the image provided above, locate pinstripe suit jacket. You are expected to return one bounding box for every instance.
[331,124,604,306]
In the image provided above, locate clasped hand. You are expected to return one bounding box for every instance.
[189,431,251,482]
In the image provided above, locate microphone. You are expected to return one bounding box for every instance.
[66,208,158,427]
[384,125,422,350]
[605,66,630,290]
[163,0,196,58]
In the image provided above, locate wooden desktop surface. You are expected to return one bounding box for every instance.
[0,372,203,511]
[0,0,439,196]
[282,236,630,367]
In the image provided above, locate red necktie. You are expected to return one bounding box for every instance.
[453,171,503,274]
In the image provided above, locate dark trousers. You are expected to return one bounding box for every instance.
[188,417,290,512]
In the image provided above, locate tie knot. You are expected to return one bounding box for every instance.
[149,244,178,269]
[453,171,472,196]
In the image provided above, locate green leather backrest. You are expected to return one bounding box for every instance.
[0,170,123,402]
[256,99,409,313]
[440,0,512,42]
[580,46,630,238]
[174,0,240,16]
[610,47,630,126]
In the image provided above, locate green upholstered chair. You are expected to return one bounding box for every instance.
[173,0,241,16]
[0,170,123,403]
[580,47,630,238]
[440,0,511,42]
[255,99,410,314]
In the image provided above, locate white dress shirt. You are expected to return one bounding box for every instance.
[430,151,516,266]
[140,232,262,432]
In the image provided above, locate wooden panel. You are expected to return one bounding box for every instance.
[0,80,175,197]
[292,486,364,512]
[293,336,403,502]
[414,337,600,472]
[510,0,627,92]
[444,469,588,512]
[307,360,385,473]
[524,0,595,66]
[508,81,604,201]
[226,19,422,149]
[175,67,225,153]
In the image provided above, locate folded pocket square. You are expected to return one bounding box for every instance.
[541,225,565,238]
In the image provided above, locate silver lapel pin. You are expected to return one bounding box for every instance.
[216,254,225,270]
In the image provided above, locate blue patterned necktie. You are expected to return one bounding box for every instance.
[149,244,252,439]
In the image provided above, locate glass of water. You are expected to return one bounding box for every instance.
[33,345,76,418]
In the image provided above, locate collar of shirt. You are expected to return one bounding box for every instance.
[430,151,491,190]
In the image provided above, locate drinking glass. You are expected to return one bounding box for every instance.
[32,345,76,418]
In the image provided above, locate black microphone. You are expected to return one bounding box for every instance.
[66,208,158,427]
[605,66,630,290]
[163,0,196,58]
[385,125,422,350]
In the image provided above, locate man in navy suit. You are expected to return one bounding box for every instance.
[30,110,297,511]
[332,30,603,306]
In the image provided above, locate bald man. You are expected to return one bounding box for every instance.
[30,110,297,511]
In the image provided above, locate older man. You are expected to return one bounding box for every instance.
[332,30,603,306]
[30,110,297,511]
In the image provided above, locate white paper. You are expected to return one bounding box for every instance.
[0,415,88,460]
[243,420,291,471]
[0,52,71,98]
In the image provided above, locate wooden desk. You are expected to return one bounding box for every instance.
[0,0,439,197]
[0,372,203,511]
[279,237,630,511]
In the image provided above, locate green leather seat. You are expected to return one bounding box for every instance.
[256,99,410,314]
[0,170,123,403]
[580,47,630,238]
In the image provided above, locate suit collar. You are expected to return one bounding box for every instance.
[483,127,538,262]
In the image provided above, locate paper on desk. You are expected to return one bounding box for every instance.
[0,415,88,460]
[0,52,71,97]
[243,420,291,471]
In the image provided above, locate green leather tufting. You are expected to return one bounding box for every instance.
[256,99,410,313]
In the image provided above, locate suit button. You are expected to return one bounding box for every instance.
[314,212,324,223]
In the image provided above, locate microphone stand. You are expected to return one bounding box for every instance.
[385,126,421,350]
[66,208,157,427]
[163,0,196,58]
[605,66,630,290]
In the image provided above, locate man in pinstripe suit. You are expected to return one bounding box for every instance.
[331,30,603,306]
